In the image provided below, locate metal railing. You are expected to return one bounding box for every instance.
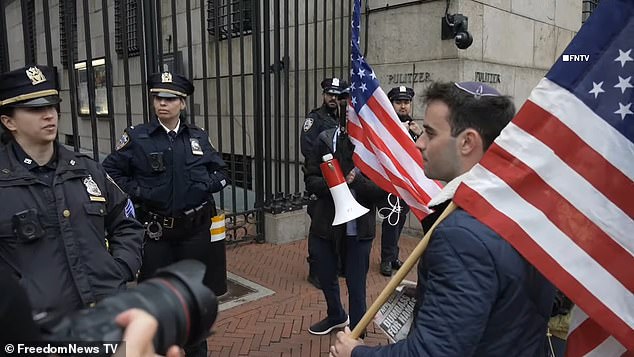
[0,0,353,244]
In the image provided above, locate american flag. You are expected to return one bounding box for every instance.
[453,0,633,355]
[347,0,442,220]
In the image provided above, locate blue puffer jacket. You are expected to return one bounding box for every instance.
[353,204,555,357]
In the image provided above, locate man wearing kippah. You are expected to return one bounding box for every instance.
[103,71,229,357]
[331,82,555,356]
[0,65,144,314]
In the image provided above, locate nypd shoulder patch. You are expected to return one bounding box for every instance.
[303,118,314,132]
[115,131,130,151]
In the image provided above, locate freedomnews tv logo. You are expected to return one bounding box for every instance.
[562,54,590,62]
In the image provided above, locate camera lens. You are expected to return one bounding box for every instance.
[20,223,37,239]
[455,31,473,49]
[43,260,217,354]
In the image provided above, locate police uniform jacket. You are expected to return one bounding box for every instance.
[300,105,339,159]
[304,128,385,240]
[102,119,228,219]
[0,142,144,313]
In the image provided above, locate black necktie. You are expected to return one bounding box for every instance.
[168,131,177,142]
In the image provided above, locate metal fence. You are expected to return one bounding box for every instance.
[0,0,353,244]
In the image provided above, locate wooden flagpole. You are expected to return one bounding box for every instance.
[350,201,458,338]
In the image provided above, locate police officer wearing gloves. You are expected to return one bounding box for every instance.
[378,86,423,276]
[102,71,228,357]
[0,65,144,315]
[304,105,385,336]
[301,77,348,289]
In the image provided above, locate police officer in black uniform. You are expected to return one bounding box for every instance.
[0,65,144,315]
[378,86,423,276]
[301,77,348,289]
[103,71,228,357]
[304,107,385,336]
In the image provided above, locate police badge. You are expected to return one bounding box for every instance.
[190,138,203,155]
[26,66,47,85]
[83,176,104,202]
[303,117,314,132]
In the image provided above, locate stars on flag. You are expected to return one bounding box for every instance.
[588,81,604,98]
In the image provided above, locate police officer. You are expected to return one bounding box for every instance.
[304,110,385,336]
[301,77,349,289]
[0,65,144,315]
[102,71,228,357]
[379,86,423,276]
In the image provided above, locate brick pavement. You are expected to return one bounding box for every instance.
[207,229,421,356]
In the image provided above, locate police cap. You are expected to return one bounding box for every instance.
[387,86,415,102]
[0,65,61,108]
[149,71,194,98]
[321,77,345,95]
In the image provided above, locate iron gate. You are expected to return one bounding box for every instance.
[0,0,352,244]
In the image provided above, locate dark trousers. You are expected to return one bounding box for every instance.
[138,225,226,357]
[380,202,409,263]
[312,233,372,329]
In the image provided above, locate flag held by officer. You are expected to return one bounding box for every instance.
[453,0,633,355]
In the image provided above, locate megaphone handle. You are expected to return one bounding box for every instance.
[350,202,458,339]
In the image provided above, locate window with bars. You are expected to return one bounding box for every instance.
[582,0,601,23]
[59,0,77,68]
[115,0,139,57]
[207,0,253,40]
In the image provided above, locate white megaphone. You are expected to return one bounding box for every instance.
[320,153,370,226]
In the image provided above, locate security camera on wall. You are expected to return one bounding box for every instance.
[441,13,474,50]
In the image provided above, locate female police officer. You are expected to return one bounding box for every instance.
[0,65,144,315]
[103,71,228,357]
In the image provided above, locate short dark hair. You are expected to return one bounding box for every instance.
[422,82,515,150]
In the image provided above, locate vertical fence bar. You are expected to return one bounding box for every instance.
[283,0,290,194]
[101,0,116,153]
[138,0,150,123]
[200,0,209,134]
[322,0,326,78]
[156,0,163,71]
[263,0,272,200]
[170,0,178,60]
[339,0,344,80]
[313,0,318,106]
[238,0,248,211]
[293,0,300,193]
[226,2,237,213]
[21,0,34,64]
[63,0,80,151]
[304,0,309,138]
[331,0,335,77]
[42,0,53,67]
[273,0,281,194]
[348,0,352,77]
[212,0,225,208]
[81,0,100,160]
[120,0,132,128]
[252,0,265,238]
[186,0,195,124]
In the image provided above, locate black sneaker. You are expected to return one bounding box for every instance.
[391,259,403,270]
[308,316,349,335]
[380,261,392,276]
